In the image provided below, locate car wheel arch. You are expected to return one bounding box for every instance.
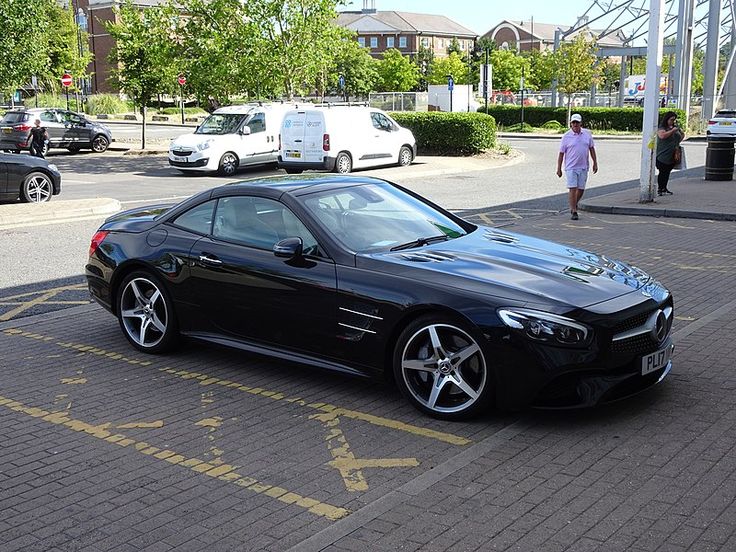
[109,261,162,316]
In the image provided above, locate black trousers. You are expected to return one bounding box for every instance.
[656,159,675,191]
[29,141,45,159]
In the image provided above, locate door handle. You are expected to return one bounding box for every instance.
[294,139,302,143]
[198,254,222,266]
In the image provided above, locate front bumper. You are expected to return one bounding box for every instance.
[168,152,212,171]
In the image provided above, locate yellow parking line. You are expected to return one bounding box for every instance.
[0,284,90,322]
[0,394,349,520]
[1,328,471,446]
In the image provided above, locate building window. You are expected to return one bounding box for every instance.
[420,37,429,48]
[370,36,378,48]
[387,36,394,48]
[460,40,466,51]
[399,36,407,48]
[358,36,365,47]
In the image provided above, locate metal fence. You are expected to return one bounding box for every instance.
[368,92,429,112]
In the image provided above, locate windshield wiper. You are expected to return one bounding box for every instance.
[390,235,450,251]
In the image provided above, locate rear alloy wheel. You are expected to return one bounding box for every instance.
[218,152,239,176]
[334,152,352,174]
[117,271,178,353]
[393,316,492,420]
[398,146,413,167]
[20,172,53,203]
[91,135,109,153]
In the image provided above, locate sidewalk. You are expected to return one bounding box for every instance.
[579,166,736,221]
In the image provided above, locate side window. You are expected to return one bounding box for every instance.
[370,112,392,131]
[40,111,58,123]
[246,113,266,134]
[171,199,216,235]
[370,36,378,48]
[399,36,407,48]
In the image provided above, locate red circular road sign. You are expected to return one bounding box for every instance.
[177,74,186,86]
[61,73,73,87]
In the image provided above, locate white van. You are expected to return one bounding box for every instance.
[278,106,416,174]
[169,103,296,176]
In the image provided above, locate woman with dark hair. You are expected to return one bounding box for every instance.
[656,111,685,195]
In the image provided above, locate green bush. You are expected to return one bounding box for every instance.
[477,105,686,132]
[505,122,534,133]
[390,111,496,155]
[34,93,67,108]
[85,94,133,115]
[159,106,208,116]
[541,120,564,130]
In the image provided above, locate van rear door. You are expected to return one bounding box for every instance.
[303,111,326,164]
[280,110,307,161]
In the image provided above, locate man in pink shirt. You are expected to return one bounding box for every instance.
[556,113,598,220]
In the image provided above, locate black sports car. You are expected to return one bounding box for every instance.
[0,152,62,203]
[85,175,674,420]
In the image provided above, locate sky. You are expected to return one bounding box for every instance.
[341,0,597,36]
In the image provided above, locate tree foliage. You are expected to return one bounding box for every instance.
[551,35,600,118]
[375,48,420,92]
[330,39,377,100]
[490,49,529,91]
[427,52,470,85]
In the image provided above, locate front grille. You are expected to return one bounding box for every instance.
[171,149,192,157]
[611,333,659,355]
[610,299,673,355]
[612,311,650,334]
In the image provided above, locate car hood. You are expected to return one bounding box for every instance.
[359,227,663,309]
[170,133,218,150]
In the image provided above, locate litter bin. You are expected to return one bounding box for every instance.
[705,135,735,181]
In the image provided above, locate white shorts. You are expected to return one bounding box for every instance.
[565,169,588,189]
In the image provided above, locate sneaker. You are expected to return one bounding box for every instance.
[663,189,673,195]
[571,212,579,220]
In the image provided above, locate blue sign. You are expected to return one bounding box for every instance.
[447,76,454,91]
[338,75,345,90]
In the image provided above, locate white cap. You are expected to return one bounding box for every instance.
[570,113,582,122]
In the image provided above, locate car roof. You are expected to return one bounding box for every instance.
[209,174,390,198]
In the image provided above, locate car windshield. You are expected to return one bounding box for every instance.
[301,182,468,253]
[1,112,29,124]
[716,111,736,118]
[194,113,246,135]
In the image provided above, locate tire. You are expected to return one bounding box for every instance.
[334,152,352,174]
[117,271,178,354]
[398,146,413,167]
[393,315,493,420]
[91,135,109,153]
[285,168,303,174]
[218,152,239,176]
[20,171,53,203]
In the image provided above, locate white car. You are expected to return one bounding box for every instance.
[707,109,736,136]
[278,106,416,174]
[169,103,295,175]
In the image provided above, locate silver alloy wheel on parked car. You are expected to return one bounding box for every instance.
[21,172,53,203]
[119,276,169,349]
[219,152,239,176]
[398,322,488,417]
[335,152,352,174]
[92,135,109,153]
[398,146,413,167]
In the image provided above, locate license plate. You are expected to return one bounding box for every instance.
[1,127,11,134]
[721,121,732,126]
[641,345,672,375]
[173,156,186,162]
[286,151,301,159]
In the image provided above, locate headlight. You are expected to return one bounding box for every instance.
[498,308,592,347]
[197,140,212,151]
[47,164,59,173]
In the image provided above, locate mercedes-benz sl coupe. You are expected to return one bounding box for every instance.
[86,175,674,420]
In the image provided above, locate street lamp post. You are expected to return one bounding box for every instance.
[73,3,88,111]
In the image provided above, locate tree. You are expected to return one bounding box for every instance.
[331,39,377,100]
[44,3,93,94]
[427,52,470,85]
[415,45,434,92]
[106,0,179,147]
[0,0,52,102]
[551,34,600,120]
[490,49,529,91]
[375,48,420,92]
[521,49,554,91]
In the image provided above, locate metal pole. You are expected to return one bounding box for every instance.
[673,0,694,113]
[180,84,184,124]
[618,56,627,107]
[639,0,665,204]
[702,0,723,120]
[551,29,560,108]
[484,49,489,112]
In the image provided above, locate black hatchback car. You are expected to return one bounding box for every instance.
[0,152,62,202]
[0,108,112,154]
[86,175,674,420]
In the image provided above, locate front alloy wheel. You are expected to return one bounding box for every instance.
[92,135,109,153]
[219,152,239,176]
[118,272,177,353]
[21,172,53,203]
[394,317,491,420]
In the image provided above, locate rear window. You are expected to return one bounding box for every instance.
[1,112,30,124]
[716,110,736,118]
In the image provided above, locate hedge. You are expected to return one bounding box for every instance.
[390,111,496,155]
[477,106,686,132]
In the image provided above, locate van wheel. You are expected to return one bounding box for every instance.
[218,152,239,176]
[398,146,413,167]
[334,152,352,174]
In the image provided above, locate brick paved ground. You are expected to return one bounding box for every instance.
[1,211,734,551]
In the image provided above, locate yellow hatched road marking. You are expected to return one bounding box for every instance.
[2,328,471,446]
[0,394,349,520]
[0,284,89,321]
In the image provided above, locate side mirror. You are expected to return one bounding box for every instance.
[240,126,252,136]
[273,237,303,258]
